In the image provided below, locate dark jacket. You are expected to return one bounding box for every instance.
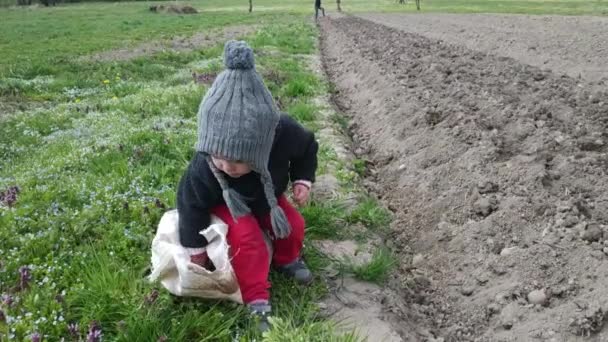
[177,114,318,248]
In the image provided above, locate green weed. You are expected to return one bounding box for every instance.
[346,197,392,231]
[263,317,362,342]
[301,201,346,240]
[352,248,395,284]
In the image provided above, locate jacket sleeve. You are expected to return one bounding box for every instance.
[177,162,212,248]
[284,115,319,183]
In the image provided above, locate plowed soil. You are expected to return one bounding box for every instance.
[359,13,608,83]
[320,15,608,342]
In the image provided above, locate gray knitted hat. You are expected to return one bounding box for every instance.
[195,40,291,239]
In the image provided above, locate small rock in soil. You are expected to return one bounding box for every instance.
[578,137,605,151]
[461,284,475,296]
[474,197,498,217]
[487,303,502,316]
[527,289,548,306]
[563,215,579,228]
[413,275,432,288]
[499,303,519,330]
[475,273,490,286]
[477,181,499,194]
[490,240,506,255]
[573,222,587,233]
[552,286,565,297]
[500,246,520,256]
[590,250,604,260]
[581,223,603,242]
[490,263,508,276]
[412,254,425,267]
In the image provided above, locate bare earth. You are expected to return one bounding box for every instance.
[320,14,608,342]
[357,13,608,83]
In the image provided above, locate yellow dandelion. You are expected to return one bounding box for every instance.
[103,79,110,85]
[75,98,81,103]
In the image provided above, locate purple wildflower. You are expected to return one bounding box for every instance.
[86,321,102,342]
[144,289,159,305]
[67,322,80,337]
[0,186,20,207]
[19,266,32,290]
[30,332,42,342]
[2,294,13,307]
[192,71,217,85]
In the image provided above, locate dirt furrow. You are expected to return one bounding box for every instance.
[357,13,608,83]
[320,15,608,342]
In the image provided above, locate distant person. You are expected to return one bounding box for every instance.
[315,0,325,21]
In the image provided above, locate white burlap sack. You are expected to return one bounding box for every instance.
[148,210,244,303]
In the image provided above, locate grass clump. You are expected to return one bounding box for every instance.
[263,317,361,342]
[301,201,346,240]
[346,197,392,231]
[351,248,395,284]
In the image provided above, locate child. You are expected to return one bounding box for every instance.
[176,40,318,331]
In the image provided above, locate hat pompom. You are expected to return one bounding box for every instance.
[223,40,255,70]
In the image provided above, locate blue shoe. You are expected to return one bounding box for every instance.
[275,258,313,285]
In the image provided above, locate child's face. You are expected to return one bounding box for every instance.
[211,156,252,178]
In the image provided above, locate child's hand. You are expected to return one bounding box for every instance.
[292,182,311,206]
[190,252,210,267]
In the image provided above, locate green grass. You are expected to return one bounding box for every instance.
[352,159,367,177]
[0,5,303,78]
[329,111,350,135]
[288,101,318,123]
[301,195,392,240]
[346,197,392,231]
[264,317,360,342]
[351,248,395,284]
[301,201,346,240]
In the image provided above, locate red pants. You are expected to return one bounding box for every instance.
[211,195,305,303]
